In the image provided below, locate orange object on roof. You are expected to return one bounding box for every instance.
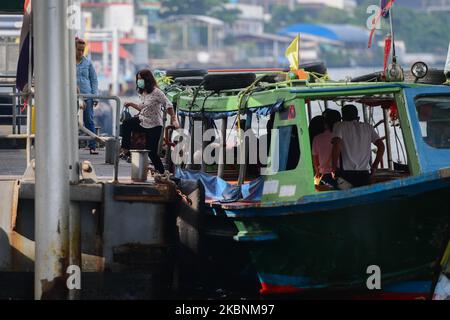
[88,42,133,60]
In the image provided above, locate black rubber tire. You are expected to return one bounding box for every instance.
[299,61,327,75]
[174,76,205,86]
[351,71,384,83]
[404,69,446,85]
[165,69,207,79]
[203,73,256,91]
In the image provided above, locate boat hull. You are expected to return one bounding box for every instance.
[241,180,450,296]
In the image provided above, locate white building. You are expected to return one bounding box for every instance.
[224,3,268,35]
[296,0,357,10]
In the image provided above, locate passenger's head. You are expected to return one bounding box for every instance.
[75,37,86,61]
[342,105,359,121]
[309,115,325,145]
[136,69,158,94]
[323,109,342,131]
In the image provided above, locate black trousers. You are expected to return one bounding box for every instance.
[121,117,164,174]
[338,170,371,188]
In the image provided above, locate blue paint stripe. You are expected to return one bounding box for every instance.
[222,171,450,217]
[259,273,431,293]
[258,272,328,288]
[384,281,432,293]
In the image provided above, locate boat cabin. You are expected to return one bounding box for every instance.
[161,69,450,205]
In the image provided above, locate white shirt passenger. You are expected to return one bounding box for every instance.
[333,121,381,171]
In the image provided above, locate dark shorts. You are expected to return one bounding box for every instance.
[338,170,371,188]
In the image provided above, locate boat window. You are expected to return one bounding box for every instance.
[275,125,300,172]
[415,95,450,149]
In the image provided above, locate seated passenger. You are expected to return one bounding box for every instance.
[331,105,385,188]
[312,109,342,189]
[309,115,325,148]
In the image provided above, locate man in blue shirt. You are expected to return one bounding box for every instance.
[76,38,99,154]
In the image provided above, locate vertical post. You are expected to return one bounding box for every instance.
[218,117,227,178]
[201,120,206,172]
[34,0,71,300]
[362,104,369,124]
[12,86,17,135]
[188,117,195,169]
[238,112,252,186]
[383,108,393,170]
[68,0,81,300]
[307,101,312,122]
[297,33,300,71]
[111,28,119,95]
[26,7,33,165]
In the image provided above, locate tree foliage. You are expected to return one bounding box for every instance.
[160,0,223,16]
[266,2,450,54]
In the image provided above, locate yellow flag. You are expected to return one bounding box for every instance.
[285,35,300,71]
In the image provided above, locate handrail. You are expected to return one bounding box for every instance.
[0,92,122,183]
[78,94,122,183]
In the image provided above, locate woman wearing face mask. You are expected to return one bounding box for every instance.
[120,69,179,175]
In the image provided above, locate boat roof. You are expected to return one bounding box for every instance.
[171,80,450,114]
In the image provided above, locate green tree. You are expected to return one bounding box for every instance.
[159,0,222,16]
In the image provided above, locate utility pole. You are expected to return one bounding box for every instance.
[34,0,71,300]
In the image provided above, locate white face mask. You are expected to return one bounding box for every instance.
[137,79,145,89]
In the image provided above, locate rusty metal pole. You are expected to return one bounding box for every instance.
[68,0,81,300]
[34,0,71,300]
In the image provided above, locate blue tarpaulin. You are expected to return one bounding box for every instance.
[175,168,264,202]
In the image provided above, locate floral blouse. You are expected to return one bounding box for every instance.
[138,87,173,129]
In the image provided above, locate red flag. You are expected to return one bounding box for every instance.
[368,0,395,48]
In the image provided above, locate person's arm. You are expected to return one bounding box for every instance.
[159,89,179,128]
[371,139,385,174]
[124,102,141,111]
[88,62,98,96]
[331,137,342,179]
[313,155,320,177]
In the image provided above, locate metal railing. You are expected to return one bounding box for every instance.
[0,91,122,183]
[0,83,25,135]
[78,94,122,183]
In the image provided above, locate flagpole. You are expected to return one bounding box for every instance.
[297,33,300,71]
[389,2,397,63]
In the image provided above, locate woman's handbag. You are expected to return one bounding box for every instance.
[119,106,132,136]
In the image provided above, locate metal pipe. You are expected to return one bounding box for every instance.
[34,0,71,300]
[68,0,81,300]
[383,108,393,170]
[12,86,17,134]
[218,117,227,178]
[111,28,119,95]
[0,134,35,139]
[362,104,369,124]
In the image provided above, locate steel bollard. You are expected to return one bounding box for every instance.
[131,150,149,182]
[105,137,117,164]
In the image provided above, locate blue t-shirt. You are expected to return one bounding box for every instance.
[76,56,98,95]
